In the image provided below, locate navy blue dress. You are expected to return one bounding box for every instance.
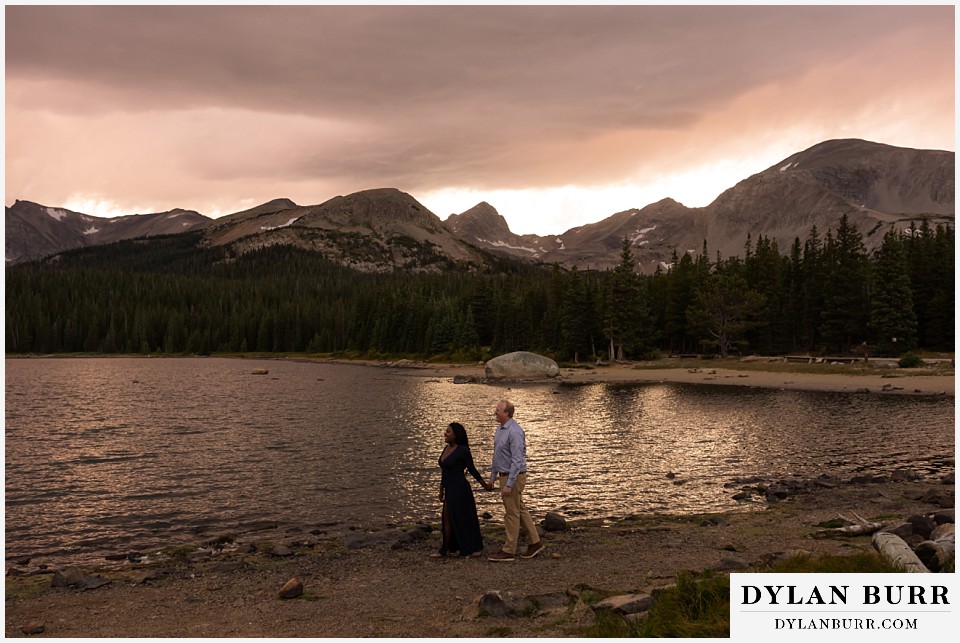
[438,444,485,556]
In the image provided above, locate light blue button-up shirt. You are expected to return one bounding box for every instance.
[490,417,527,488]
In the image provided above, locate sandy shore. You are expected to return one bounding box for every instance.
[381,359,954,397]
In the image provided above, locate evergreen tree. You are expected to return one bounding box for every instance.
[819,215,870,353]
[869,227,917,355]
[785,237,804,351]
[923,224,955,350]
[602,238,651,360]
[686,273,765,357]
[663,252,697,354]
[800,225,825,351]
[559,267,595,361]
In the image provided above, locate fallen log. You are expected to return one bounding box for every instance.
[815,512,882,538]
[871,532,930,573]
[913,524,955,572]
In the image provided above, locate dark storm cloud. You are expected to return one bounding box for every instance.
[4,4,954,226]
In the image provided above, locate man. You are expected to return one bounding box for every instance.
[487,399,544,561]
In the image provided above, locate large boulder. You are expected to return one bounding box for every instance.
[484,352,559,380]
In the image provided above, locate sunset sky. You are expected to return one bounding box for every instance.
[4,4,955,235]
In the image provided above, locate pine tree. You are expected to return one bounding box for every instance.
[663,252,697,354]
[869,227,917,355]
[686,273,765,357]
[800,225,825,351]
[603,238,642,360]
[923,224,955,350]
[819,215,870,353]
[559,267,595,361]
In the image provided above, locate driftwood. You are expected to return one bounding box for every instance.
[871,532,930,573]
[914,524,955,572]
[815,512,882,538]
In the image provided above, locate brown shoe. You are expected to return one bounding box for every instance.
[487,550,516,562]
[520,541,545,559]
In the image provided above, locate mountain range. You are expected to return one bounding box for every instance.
[5,139,954,271]
[4,202,211,265]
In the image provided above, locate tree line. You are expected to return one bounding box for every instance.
[4,215,954,360]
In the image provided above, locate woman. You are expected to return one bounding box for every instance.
[432,422,492,558]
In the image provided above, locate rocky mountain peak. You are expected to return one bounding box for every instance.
[445,201,512,239]
[302,188,442,233]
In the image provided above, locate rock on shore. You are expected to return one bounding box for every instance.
[484,351,560,380]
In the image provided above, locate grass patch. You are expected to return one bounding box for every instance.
[573,585,608,606]
[766,552,901,573]
[6,575,51,600]
[160,544,198,560]
[585,571,730,638]
[635,571,730,638]
[585,611,634,637]
[586,553,904,637]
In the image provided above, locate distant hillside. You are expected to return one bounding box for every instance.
[6,139,953,271]
[201,188,493,272]
[705,138,954,263]
[4,201,211,265]
[447,139,954,272]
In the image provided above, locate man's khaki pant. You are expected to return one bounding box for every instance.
[498,472,540,555]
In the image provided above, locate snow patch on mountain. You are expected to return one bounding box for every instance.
[46,208,69,221]
[261,217,301,231]
[479,238,539,254]
[630,225,657,244]
[83,226,100,235]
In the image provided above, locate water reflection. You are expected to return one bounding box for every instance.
[5,358,954,567]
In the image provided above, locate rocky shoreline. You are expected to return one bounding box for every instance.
[6,472,954,638]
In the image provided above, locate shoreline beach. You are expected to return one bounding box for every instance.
[5,478,954,637]
[368,358,955,397]
[7,353,954,396]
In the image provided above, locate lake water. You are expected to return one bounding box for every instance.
[4,357,955,568]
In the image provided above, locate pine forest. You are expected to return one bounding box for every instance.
[5,215,954,361]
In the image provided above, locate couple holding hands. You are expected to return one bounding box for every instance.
[433,399,544,562]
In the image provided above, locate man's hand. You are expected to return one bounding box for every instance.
[501,485,512,497]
